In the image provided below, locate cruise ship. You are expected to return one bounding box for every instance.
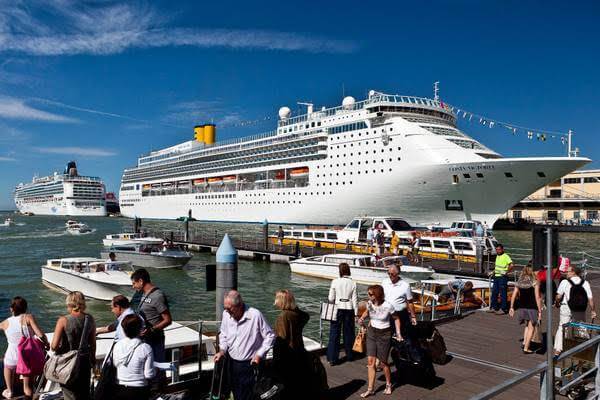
[118,90,590,226]
[15,161,107,216]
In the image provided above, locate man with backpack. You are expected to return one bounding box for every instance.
[553,265,596,354]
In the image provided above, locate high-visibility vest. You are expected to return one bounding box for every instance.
[494,253,512,276]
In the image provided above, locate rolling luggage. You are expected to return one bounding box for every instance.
[391,337,436,385]
[205,358,226,400]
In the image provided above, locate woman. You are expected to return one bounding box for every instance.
[273,290,311,400]
[509,266,542,354]
[327,263,358,365]
[51,291,96,400]
[358,285,395,397]
[112,314,154,400]
[0,296,48,399]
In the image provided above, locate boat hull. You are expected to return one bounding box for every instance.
[100,251,191,269]
[41,267,131,301]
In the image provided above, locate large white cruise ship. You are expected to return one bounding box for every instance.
[15,161,107,216]
[119,90,590,226]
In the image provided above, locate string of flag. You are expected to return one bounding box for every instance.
[446,103,570,145]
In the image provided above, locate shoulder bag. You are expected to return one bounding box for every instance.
[320,302,338,322]
[44,315,90,385]
[16,315,46,376]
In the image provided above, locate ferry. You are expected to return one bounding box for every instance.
[118,90,589,226]
[270,217,499,262]
[14,161,107,216]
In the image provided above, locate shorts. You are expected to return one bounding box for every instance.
[366,326,392,363]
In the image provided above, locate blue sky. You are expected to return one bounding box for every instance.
[0,1,598,209]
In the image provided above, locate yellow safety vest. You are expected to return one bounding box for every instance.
[494,253,512,276]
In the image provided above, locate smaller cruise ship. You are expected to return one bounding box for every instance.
[14,161,107,216]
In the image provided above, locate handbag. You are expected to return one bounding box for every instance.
[352,327,366,354]
[16,315,46,376]
[93,341,117,400]
[320,302,338,322]
[44,315,90,385]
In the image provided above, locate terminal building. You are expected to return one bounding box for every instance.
[503,169,600,224]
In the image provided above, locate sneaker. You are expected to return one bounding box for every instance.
[486,308,498,313]
[496,310,507,315]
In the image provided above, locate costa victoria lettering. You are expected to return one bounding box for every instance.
[448,165,495,172]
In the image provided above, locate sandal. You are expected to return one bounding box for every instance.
[523,349,534,354]
[360,389,375,398]
[2,389,12,399]
[384,383,393,395]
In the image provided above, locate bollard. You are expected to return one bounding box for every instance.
[216,234,238,321]
[261,219,269,251]
[184,218,189,242]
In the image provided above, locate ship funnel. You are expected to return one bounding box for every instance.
[65,161,78,177]
[203,124,216,145]
[194,125,205,143]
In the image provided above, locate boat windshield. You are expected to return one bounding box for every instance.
[386,219,412,231]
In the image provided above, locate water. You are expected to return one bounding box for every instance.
[0,213,599,353]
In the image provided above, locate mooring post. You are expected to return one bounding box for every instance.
[262,219,269,251]
[216,234,238,321]
[184,218,189,242]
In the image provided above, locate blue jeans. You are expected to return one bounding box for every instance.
[327,309,355,363]
[491,275,508,312]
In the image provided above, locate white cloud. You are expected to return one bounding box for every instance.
[0,96,77,122]
[0,156,16,161]
[162,99,243,127]
[0,3,357,56]
[34,146,117,157]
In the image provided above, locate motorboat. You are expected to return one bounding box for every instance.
[102,232,164,247]
[101,243,193,269]
[289,253,434,285]
[1,217,14,226]
[65,220,92,234]
[41,258,134,301]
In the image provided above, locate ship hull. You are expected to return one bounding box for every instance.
[120,157,589,227]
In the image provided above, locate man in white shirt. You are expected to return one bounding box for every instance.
[381,265,417,336]
[214,290,275,400]
[96,295,139,341]
[554,265,596,354]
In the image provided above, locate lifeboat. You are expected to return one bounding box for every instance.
[208,177,223,185]
[151,183,161,189]
[289,167,309,179]
[274,170,285,181]
[223,175,236,184]
[192,178,206,186]
[142,184,151,190]
[177,180,190,187]
[162,182,173,188]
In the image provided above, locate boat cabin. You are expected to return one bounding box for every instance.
[47,258,133,273]
[337,216,414,243]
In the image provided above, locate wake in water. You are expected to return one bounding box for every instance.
[0,229,70,241]
[66,228,96,235]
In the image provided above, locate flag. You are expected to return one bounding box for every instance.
[527,131,533,139]
[489,121,495,128]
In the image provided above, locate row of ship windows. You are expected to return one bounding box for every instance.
[452,171,547,183]
[317,167,394,178]
[190,200,305,206]
[332,141,395,151]
[328,127,393,141]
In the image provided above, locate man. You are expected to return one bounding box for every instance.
[375,229,385,256]
[214,290,275,400]
[131,268,172,363]
[96,295,138,341]
[277,226,285,249]
[489,244,513,314]
[390,231,400,256]
[366,227,374,252]
[554,265,596,354]
[438,280,482,304]
[382,265,417,338]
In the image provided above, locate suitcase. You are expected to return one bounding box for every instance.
[391,337,436,385]
[205,358,226,400]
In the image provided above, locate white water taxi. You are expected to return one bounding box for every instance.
[65,220,92,234]
[1,218,14,227]
[289,254,433,285]
[101,243,193,269]
[102,232,164,247]
[41,258,134,301]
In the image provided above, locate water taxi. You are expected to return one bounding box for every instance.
[101,243,193,269]
[41,258,134,301]
[65,220,92,234]
[102,232,164,247]
[289,254,433,285]
[1,217,14,227]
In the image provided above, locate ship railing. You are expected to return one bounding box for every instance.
[279,92,452,126]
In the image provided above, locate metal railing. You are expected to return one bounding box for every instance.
[470,332,600,399]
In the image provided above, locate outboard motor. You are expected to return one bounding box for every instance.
[65,161,78,177]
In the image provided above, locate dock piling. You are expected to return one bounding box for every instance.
[216,234,238,320]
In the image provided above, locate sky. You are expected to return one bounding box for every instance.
[0,0,599,209]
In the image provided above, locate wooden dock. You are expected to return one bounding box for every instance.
[322,277,600,399]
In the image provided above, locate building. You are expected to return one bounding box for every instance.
[504,169,600,224]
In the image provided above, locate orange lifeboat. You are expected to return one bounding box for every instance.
[193,178,206,186]
[289,167,309,179]
[142,184,151,190]
[208,177,223,185]
[223,175,236,184]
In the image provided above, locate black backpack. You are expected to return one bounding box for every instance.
[567,278,588,312]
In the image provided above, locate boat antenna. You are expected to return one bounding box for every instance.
[567,129,578,157]
[433,81,440,101]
